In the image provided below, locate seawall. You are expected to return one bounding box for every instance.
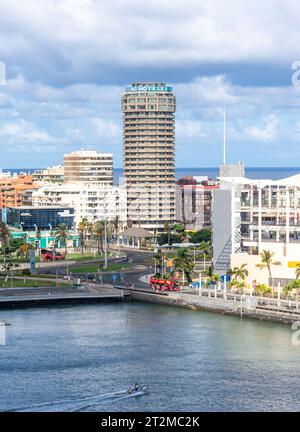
[127,290,300,325]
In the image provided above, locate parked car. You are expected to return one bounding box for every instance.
[41,250,66,261]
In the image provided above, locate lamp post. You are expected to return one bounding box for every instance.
[103,196,108,270]
[199,272,202,297]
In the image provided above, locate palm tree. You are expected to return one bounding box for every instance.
[54,224,69,254]
[255,250,281,296]
[210,273,222,288]
[109,216,120,236]
[78,218,89,254]
[228,264,248,282]
[154,249,163,275]
[163,222,173,244]
[0,221,11,252]
[16,242,35,260]
[173,248,194,284]
[93,220,105,254]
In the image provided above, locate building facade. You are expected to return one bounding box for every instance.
[122,82,176,232]
[176,176,219,230]
[31,183,127,227]
[213,173,300,286]
[64,150,113,184]
[0,174,38,208]
[32,165,64,184]
[4,206,75,231]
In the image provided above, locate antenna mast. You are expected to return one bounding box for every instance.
[223,108,226,165]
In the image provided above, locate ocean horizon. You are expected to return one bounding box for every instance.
[2,166,300,183]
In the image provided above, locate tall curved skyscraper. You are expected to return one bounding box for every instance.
[122,83,176,232]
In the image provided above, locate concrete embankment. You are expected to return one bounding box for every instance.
[0,287,130,310]
[127,290,300,325]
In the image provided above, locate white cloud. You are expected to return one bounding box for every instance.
[176,119,205,139]
[244,114,279,141]
[0,119,70,153]
[0,0,300,85]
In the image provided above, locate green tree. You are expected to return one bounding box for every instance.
[228,264,248,282]
[157,232,182,246]
[283,279,300,299]
[295,264,300,280]
[78,218,90,254]
[190,229,211,244]
[163,221,174,244]
[16,242,35,260]
[254,283,272,296]
[54,224,69,254]
[255,250,281,296]
[93,220,105,254]
[210,273,222,285]
[173,248,194,283]
[173,223,185,234]
[109,216,120,236]
[36,227,41,251]
[0,222,11,253]
[6,237,24,254]
[154,249,163,275]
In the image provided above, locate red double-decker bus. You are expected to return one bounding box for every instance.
[150,276,181,291]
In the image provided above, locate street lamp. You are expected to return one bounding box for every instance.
[103,196,108,270]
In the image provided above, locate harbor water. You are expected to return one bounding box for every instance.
[0,303,299,412]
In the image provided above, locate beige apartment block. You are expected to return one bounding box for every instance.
[64,150,113,185]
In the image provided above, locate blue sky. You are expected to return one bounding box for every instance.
[0,0,300,168]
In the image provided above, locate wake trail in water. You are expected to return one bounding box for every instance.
[11,389,130,412]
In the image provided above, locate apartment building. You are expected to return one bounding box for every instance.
[64,150,113,185]
[32,165,64,184]
[0,174,38,208]
[122,82,176,232]
[176,176,219,230]
[31,182,127,227]
[212,172,300,286]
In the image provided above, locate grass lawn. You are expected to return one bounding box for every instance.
[70,262,132,274]
[65,253,102,261]
[0,277,69,288]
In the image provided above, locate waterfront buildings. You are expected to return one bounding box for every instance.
[122,82,176,232]
[5,206,75,231]
[212,172,300,286]
[176,176,219,230]
[31,183,127,227]
[32,165,64,184]
[0,174,38,208]
[64,150,113,185]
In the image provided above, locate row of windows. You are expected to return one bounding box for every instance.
[124,112,174,117]
[123,97,174,103]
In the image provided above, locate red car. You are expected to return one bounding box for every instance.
[41,250,66,261]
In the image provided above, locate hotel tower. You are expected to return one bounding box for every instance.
[122,83,176,232]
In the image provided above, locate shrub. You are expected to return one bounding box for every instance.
[22,269,31,276]
[255,283,271,295]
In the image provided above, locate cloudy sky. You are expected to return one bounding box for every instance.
[0,0,300,168]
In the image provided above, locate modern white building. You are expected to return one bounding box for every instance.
[212,172,300,286]
[32,183,127,227]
